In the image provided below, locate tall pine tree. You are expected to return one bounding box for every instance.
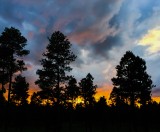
[110,51,154,107]
[0,27,29,103]
[35,31,76,105]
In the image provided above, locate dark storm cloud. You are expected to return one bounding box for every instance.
[0,0,24,30]
[90,34,123,60]
[1,0,160,65]
[0,0,125,66]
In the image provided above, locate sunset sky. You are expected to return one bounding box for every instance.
[1,0,160,102]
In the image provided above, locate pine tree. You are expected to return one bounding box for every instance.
[11,75,29,105]
[110,51,155,107]
[0,27,29,103]
[79,73,97,107]
[30,92,43,106]
[65,76,80,107]
[96,96,107,111]
[35,31,76,105]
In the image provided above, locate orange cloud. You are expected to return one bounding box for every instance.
[27,31,34,40]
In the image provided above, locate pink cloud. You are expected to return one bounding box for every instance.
[26,63,34,71]
[39,28,46,34]
[27,31,34,40]
[69,30,99,45]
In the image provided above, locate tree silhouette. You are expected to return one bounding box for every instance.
[35,31,76,106]
[11,75,29,105]
[0,27,29,103]
[96,96,108,111]
[110,51,154,107]
[0,39,11,101]
[109,87,126,107]
[79,73,97,107]
[0,90,6,106]
[65,76,80,108]
[97,96,107,106]
[30,92,43,106]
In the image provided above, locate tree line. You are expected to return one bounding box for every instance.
[0,27,156,110]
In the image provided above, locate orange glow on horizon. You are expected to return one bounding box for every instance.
[75,96,84,104]
[95,88,111,100]
[152,97,160,103]
[95,84,112,105]
[2,85,160,104]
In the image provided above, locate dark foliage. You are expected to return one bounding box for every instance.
[96,96,108,111]
[11,75,29,105]
[79,73,97,107]
[30,91,44,106]
[0,27,29,103]
[110,51,155,107]
[35,31,76,105]
[65,76,80,108]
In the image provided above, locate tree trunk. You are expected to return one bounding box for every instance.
[130,93,135,109]
[84,96,87,108]
[8,54,13,104]
[57,66,60,105]
[2,66,5,92]
[8,70,12,103]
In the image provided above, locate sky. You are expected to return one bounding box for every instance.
[1,0,160,101]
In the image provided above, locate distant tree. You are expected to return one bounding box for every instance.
[35,31,76,106]
[97,96,107,107]
[65,76,80,108]
[110,51,154,107]
[11,75,29,105]
[96,96,107,111]
[79,73,97,107]
[30,92,43,106]
[0,27,29,103]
